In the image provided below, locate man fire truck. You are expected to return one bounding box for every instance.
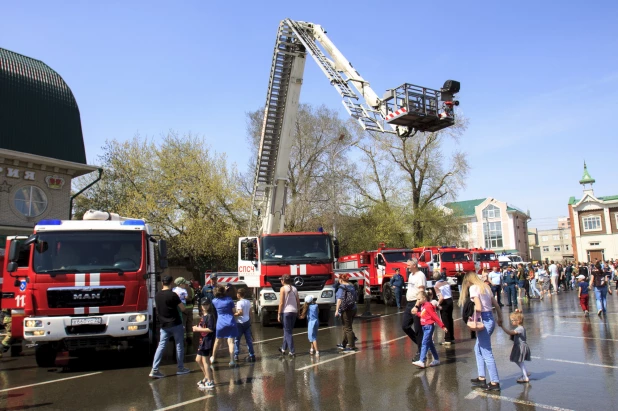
[337,245,414,306]
[469,248,500,273]
[413,246,475,287]
[236,19,460,324]
[0,210,167,367]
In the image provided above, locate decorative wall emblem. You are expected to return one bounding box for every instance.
[45,175,65,190]
[0,180,12,192]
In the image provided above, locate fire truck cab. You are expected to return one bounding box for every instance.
[469,248,500,273]
[337,246,414,306]
[413,246,474,287]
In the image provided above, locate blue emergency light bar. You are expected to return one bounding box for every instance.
[37,219,62,225]
[121,219,145,226]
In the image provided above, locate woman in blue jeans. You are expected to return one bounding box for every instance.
[590,262,612,316]
[459,272,504,391]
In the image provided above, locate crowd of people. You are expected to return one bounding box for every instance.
[148,258,616,393]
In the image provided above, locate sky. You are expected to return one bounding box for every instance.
[2,0,617,231]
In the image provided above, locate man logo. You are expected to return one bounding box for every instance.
[293,276,304,287]
[73,293,101,300]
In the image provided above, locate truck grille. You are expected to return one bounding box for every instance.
[66,338,112,349]
[268,275,331,292]
[65,324,107,335]
[47,287,125,308]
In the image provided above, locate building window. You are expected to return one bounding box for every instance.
[590,242,600,246]
[482,204,501,219]
[565,245,570,251]
[582,215,602,232]
[14,185,48,217]
[461,224,468,234]
[541,236,548,242]
[615,213,618,230]
[483,221,503,248]
[552,235,559,240]
[563,233,569,239]
[542,246,549,252]
[554,245,561,252]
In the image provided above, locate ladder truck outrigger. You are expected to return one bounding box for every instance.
[237,19,461,326]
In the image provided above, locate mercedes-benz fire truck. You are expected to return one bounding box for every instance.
[469,248,500,273]
[413,246,474,287]
[0,210,167,367]
[237,19,460,325]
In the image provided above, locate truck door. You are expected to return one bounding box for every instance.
[238,237,260,287]
[376,254,386,285]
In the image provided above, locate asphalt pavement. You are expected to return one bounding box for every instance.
[1,291,618,411]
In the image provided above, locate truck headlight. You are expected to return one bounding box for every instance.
[128,314,147,323]
[321,291,333,298]
[263,293,277,300]
[25,320,43,328]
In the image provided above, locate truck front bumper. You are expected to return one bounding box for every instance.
[259,286,336,310]
[23,312,149,342]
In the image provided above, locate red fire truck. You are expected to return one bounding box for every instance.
[413,246,475,286]
[0,210,167,367]
[337,246,414,306]
[468,248,500,273]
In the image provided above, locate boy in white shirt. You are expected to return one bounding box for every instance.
[233,288,255,362]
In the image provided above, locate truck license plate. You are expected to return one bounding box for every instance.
[71,317,102,326]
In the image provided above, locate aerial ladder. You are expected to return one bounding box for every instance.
[237,19,460,324]
[248,19,461,236]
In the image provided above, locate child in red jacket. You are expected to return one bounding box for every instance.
[412,290,448,369]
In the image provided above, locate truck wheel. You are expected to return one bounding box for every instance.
[382,283,396,307]
[260,308,271,327]
[35,343,57,368]
[318,308,330,324]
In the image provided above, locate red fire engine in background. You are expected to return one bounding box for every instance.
[468,248,500,273]
[337,245,414,306]
[413,246,475,286]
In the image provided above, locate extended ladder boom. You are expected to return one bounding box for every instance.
[248,19,460,236]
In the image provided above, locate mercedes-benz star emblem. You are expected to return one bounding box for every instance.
[293,276,304,287]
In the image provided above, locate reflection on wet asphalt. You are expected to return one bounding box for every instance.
[1,293,618,410]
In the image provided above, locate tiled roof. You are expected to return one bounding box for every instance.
[568,195,618,205]
[0,48,86,164]
[445,198,486,216]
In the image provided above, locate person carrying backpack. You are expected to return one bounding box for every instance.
[335,274,358,352]
[391,268,405,309]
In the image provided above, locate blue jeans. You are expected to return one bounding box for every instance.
[394,287,402,308]
[505,284,517,307]
[529,279,541,297]
[281,313,296,353]
[475,312,499,383]
[594,286,608,313]
[491,285,502,306]
[234,320,255,356]
[152,323,184,371]
[419,324,438,362]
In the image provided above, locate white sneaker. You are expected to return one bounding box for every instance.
[315,351,320,356]
[429,360,440,367]
[412,360,426,368]
[209,356,215,364]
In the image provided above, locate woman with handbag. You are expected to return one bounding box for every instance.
[458,271,504,392]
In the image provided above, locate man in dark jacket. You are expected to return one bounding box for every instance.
[391,268,404,309]
[503,266,518,309]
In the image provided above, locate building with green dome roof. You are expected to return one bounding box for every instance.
[0,47,98,238]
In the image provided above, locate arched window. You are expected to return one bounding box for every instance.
[14,185,48,217]
[482,204,501,219]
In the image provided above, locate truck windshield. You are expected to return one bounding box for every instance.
[383,252,413,263]
[509,256,523,263]
[478,253,497,261]
[441,252,470,262]
[33,231,143,274]
[262,235,331,262]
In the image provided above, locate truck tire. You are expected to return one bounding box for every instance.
[382,283,396,307]
[10,341,23,357]
[318,308,330,324]
[35,343,57,368]
[260,308,271,327]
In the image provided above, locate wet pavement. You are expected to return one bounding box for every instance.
[1,292,618,411]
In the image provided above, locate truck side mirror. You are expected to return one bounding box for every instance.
[7,241,20,262]
[158,239,168,269]
[7,261,18,273]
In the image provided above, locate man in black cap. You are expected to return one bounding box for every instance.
[149,275,191,378]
